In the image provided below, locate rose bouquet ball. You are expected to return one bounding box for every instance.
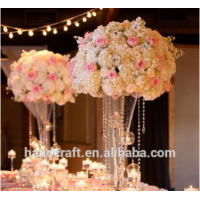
[8,50,76,105]
[70,17,183,100]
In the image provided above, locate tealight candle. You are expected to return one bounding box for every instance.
[57,164,65,171]
[76,180,87,190]
[23,157,31,164]
[77,171,88,179]
[41,159,49,166]
[59,158,68,167]
[184,185,199,191]
[49,162,58,170]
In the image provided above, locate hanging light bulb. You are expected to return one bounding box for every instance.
[47,25,51,32]
[63,25,68,31]
[28,30,34,37]
[67,20,71,26]
[17,29,23,35]
[92,12,96,17]
[100,8,103,10]
[53,28,57,34]
[82,17,87,22]
[43,30,47,36]
[9,32,13,39]
[3,26,8,32]
[75,22,80,27]
[87,12,92,18]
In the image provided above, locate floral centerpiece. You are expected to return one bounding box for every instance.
[70,17,183,100]
[7,50,75,105]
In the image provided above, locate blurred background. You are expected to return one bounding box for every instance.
[1,8,199,191]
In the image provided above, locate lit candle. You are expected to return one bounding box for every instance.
[40,181,49,191]
[77,171,88,179]
[184,185,199,191]
[59,158,68,167]
[23,157,31,164]
[82,158,91,165]
[49,162,58,170]
[41,159,49,167]
[57,164,65,171]
[8,150,16,158]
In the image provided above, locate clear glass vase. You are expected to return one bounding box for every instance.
[34,101,53,149]
[103,95,138,190]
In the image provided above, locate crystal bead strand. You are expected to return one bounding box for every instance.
[45,104,48,149]
[103,97,107,167]
[107,96,111,176]
[53,103,56,144]
[29,111,32,150]
[142,98,146,134]
[137,98,141,167]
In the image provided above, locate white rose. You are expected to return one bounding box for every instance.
[100,68,108,78]
[147,68,155,78]
[125,83,136,94]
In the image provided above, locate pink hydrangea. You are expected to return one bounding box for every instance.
[159,55,164,61]
[65,88,72,96]
[48,56,58,65]
[47,73,57,82]
[158,64,164,70]
[108,69,117,79]
[32,84,41,93]
[86,63,97,72]
[152,77,159,87]
[27,70,37,81]
[127,37,138,47]
[96,36,107,48]
[149,37,157,46]
[137,60,145,69]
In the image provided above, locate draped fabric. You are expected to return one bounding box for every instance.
[128,92,171,190]
[1,46,47,118]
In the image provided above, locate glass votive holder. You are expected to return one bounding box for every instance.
[77,171,88,180]
[82,158,91,170]
[59,158,68,168]
[76,180,87,191]
[126,163,141,191]
[184,185,199,191]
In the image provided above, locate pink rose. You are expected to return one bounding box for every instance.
[149,37,157,46]
[43,94,50,101]
[84,31,91,39]
[86,63,97,72]
[62,58,68,66]
[108,69,117,79]
[127,37,138,47]
[48,56,58,65]
[159,55,164,62]
[165,82,171,92]
[69,61,75,77]
[137,60,145,69]
[47,74,57,82]
[65,88,72,96]
[16,63,22,71]
[96,36,107,48]
[78,42,84,48]
[158,64,164,70]
[152,77,159,87]
[33,84,41,93]
[28,70,37,81]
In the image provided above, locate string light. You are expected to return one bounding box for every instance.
[92,12,96,17]
[9,32,13,39]
[28,30,34,37]
[3,26,8,32]
[82,17,87,22]
[53,28,57,34]
[67,20,71,26]
[17,29,23,35]
[75,22,80,27]
[47,25,51,32]
[63,26,68,31]
[87,12,92,18]
[43,30,47,36]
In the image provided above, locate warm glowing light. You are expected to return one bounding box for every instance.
[3,26,8,32]
[100,8,103,10]
[28,30,34,36]
[75,22,79,27]
[17,29,23,35]
[53,28,57,34]
[82,17,87,22]
[9,32,13,39]
[43,30,47,36]
[87,12,92,18]
[67,20,71,26]
[63,26,68,31]
[47,25,51,32]
[92,12,96,17]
